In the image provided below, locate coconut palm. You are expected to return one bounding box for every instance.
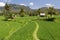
[46,7,56,21]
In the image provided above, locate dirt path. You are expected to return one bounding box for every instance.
[4,22,28,40]
[33,22,40,40]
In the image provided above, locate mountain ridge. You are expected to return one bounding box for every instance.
[0,4,60,12]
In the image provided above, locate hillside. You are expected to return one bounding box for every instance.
[0,4,31,11]
[0,4,60,13]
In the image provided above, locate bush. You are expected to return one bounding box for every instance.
[46,18,55,21]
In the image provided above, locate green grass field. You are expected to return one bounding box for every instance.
[0,16,60,40]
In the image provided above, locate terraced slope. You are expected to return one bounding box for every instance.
[37,21,60,40]
[0,16,60,40]
[0,16,37,40]
[8,21,36,40]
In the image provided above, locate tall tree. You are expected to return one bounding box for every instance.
[37,8,41,15]
[47,7,55,18]
[19,8,25,17]
[46,7,56,21]
[4,3,14,21]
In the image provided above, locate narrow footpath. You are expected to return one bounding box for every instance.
[33,22,40,40]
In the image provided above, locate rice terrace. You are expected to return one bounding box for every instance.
[0,0,60,40]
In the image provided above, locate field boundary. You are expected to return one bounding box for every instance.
[33,21,40,40]
[4,22,28,40]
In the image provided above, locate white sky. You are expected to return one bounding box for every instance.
[0,2,5,7]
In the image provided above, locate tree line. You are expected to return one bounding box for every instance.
[1,3,58,21]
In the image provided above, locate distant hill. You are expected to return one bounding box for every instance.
[0,4,60,13]
[0,7,4,10]
[0,4,31,11]
[10,4,31,11]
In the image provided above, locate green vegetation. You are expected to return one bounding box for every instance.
[37,21,60,40]
[9,22,35,40]
[4,3,15,21]
[0,16,60,40]
[19,8,26,17]
[0,2,60,40]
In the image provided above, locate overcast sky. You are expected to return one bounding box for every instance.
[0,0,60,9]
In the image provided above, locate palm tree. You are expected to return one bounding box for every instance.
[47,7,55,18]
[46,7,56,21]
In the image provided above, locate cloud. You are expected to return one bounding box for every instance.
[0,2,5,7]
[29,2,34,6]
[19,4,26,6]
[45,4,54,7]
